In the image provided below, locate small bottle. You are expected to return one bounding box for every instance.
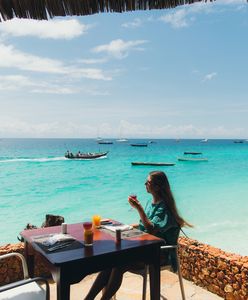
[61,223,67,234]
[116,229,121,243]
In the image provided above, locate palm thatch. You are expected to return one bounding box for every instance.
[0,0,216,22]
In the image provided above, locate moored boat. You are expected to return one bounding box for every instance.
[130,143,148,147]
[233,140,244,143]
[131,162,175,166]
[98,141,113,144]
[184,151,202,155]
[178,157,208,162]
[65,151,108,159]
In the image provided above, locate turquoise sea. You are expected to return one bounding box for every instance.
[0,138,248,255]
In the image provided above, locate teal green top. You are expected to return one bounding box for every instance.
[139,200,179,245]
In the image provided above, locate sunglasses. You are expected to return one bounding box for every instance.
[145,180,152,185]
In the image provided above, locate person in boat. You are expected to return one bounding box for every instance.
[84,171,192,300]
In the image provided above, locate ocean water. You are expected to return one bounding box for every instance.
[0,138,248,255]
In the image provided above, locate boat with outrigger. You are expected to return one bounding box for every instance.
[178,151,208,162]
[65,151,108,159]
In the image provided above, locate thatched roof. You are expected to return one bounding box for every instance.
[0,0,216,22]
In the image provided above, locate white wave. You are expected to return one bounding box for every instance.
[0,157,66,163]
[196,220,248,233]
[0,155,108,163]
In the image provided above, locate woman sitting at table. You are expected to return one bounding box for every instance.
[84,170,192,300]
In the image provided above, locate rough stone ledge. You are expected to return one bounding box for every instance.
[178,237,248,299]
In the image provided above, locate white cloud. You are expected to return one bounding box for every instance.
[0,118,245,138]
[122,18,142,28]
[78,58,108,64]
[92,39,148,59]
[0,75,34,90]
[0,18,89,39]
[0,74,111,95]
[112,121,245,139]
[159,2,211,28]
[0,43,111,80]
[160,9,189,28]
[0,74,78,94]
[203,72,217,81]
[0,118,108,138]
[159,1,245,29]
[218,0,246,4]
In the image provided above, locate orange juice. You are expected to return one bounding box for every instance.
[93,215,101,228]
[84,229,93,246]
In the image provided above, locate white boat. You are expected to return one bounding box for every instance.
[178,157,208,162]
[200,139,208,143]
[116,126,128,142]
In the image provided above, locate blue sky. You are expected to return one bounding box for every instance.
[0,0,247,139]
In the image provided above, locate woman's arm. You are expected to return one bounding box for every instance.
[128,196,155,233]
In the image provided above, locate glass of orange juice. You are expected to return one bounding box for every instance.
[92,215,101,228]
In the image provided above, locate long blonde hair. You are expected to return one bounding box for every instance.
[149,171,192,228]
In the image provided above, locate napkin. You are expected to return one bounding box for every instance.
[32,233,75,246]
[102,224,133,232]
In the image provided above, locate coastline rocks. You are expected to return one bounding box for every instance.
[178,237,248,299]
[0,243,50,286]
[17,214,65,242]
[42,214,64,227]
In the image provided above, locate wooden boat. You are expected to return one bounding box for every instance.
[184,151,202,155]
[233,140,244,143]
[65,151,108,159]
[178,157,208,162]
[98,141,113,144]
[130,143,148,147]
[132,162,175,166]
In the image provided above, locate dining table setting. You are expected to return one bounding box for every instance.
[20,218,163,300]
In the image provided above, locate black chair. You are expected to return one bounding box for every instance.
[0,252,50,300]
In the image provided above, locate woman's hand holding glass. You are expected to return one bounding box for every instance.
[128,195,141,210]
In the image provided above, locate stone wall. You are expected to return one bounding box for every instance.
[0,243,50,285]
[178,237,248,300]
[1,239,248,299]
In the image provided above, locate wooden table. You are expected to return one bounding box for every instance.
[21,222,163,300]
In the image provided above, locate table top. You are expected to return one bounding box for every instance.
[20,222,163,266]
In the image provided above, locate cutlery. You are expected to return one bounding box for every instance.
[47,241,73,252]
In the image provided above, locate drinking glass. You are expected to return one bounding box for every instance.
[129,194,137,200]
[128,194,137,211]
[83,221,93,246]
[92,215,101,228]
